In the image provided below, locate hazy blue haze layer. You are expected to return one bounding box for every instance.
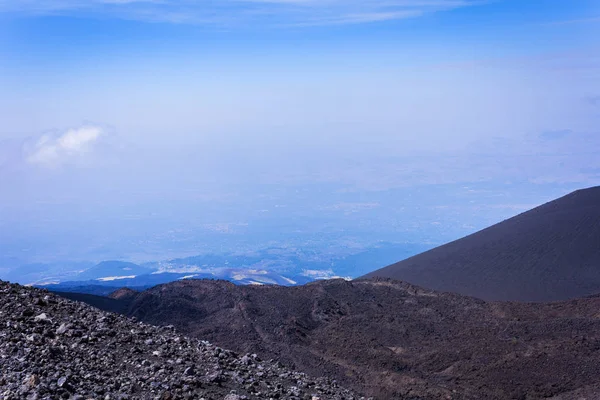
[1,0,599,282]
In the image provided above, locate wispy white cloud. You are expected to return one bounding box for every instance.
[0,0,479,26]
[542,16,600,26]
[24,126,103,166]
[291,9,424,26]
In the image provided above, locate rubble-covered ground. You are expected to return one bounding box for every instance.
[0,281,366,400]
[72,278,600,399]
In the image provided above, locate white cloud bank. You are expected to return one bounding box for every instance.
[25,126,103,166]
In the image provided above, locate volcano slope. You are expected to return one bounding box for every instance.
[0,280,363,400]
[65,278,600,399]
[363,186,600,302]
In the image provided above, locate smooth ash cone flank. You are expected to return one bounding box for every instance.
[363,186,600,302]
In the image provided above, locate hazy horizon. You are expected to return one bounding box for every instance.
[1,0,599,280]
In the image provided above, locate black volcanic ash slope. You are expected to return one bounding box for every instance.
[363,186,600,301]
[0,281,364,400]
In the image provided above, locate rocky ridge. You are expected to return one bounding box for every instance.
[68,278,600,399]
[0,280,365,400]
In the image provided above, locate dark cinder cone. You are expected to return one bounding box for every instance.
[362,186,600,302]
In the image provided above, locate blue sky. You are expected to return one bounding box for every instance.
[1,0,599,264]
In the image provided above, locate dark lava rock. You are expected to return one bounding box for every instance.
[0,280,365,400]
[70,278,600,399]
